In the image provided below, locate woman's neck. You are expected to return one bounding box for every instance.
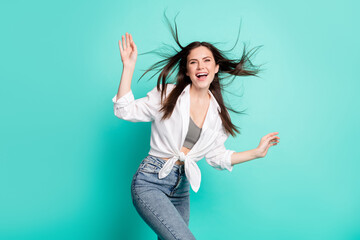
[189,84,210,102]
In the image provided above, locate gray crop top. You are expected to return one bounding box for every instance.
[183,116,202,149]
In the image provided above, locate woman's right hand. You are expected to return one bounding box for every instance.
[254,132,280,158]
[119,32,137,67]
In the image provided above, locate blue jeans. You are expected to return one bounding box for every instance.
[131,155,196,240]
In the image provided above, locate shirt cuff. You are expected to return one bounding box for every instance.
[112,90,135,107]
[224,150,235,172]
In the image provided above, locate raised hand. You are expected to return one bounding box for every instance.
[119,32,137,68]
[255,132,280,158]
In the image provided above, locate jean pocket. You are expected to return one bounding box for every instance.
[139,160,162,174]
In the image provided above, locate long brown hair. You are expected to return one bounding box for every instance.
[137,11,264,137]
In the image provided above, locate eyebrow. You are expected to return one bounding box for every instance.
[188,56,212,62]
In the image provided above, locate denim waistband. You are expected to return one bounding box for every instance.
[146,154,185,172]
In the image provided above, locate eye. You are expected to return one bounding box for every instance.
[205,59,210,62]
[190,62,195,64]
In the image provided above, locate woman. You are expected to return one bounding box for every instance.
[112,18,280,240]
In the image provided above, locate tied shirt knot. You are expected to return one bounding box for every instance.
[158,152,201,192]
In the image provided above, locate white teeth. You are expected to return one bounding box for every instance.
[196,73,208,77]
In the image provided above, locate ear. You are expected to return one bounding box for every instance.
[215,64,219,74]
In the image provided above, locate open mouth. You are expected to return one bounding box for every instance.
[196,73,208,81]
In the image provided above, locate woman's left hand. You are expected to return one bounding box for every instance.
[255,132,280,158]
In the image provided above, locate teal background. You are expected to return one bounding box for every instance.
[1,0,359,239]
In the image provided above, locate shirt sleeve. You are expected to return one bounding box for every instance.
[112,86,161,122]
[204,128,235,172]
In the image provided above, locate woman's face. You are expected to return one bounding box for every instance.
[185,46,219,89]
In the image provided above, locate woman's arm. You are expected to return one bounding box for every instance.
[230,132,280,166]
[112,32,160,122]
[230,149,259,165]
[115,32,137,101]
[115,65,135,102]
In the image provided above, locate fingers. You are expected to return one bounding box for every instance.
[122,35,126,50]
[119,35,126,53]
[262,132,278,139]
[126,32,130,48]
[264,132,279,140]
[119,38,123,53]
[262,132,280,147]
[268,132,279,136]
[119,33,136,52]
[129,33,137,51]
[269,136,279,146]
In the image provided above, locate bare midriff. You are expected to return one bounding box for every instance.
[157,146,191,165]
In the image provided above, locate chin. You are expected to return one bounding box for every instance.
[193,82,211,90]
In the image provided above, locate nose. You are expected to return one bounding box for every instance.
[197,62,204,69]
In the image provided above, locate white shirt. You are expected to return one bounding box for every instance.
[112,83,235,193]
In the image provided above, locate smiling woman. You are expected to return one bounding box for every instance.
[186,48,219,87]
[112,10,280,240]
[137,16,264,138]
